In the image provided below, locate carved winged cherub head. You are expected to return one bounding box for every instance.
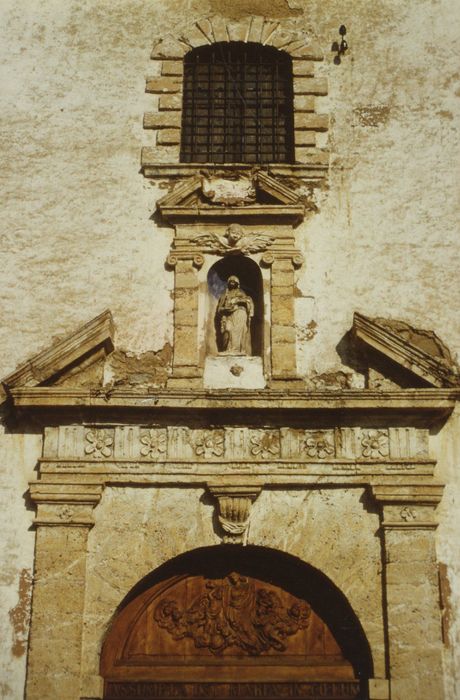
[225,224,244,247]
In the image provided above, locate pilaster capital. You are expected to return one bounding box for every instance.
[370,483,444,530]
[166,252,204,269]
[262,250,304,268]
[29,482,104,528]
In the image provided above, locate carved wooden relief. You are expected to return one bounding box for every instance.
[101,572,360,699]
[154,573,311,655]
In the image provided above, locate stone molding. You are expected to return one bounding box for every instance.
[29,482,103,527]
[10,386,459,414]
[2,309,114,393]
[353,312,458,388]
[142,15,329,180]
[207,482,262,543]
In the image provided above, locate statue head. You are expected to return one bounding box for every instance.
[226,224,244,246]
[227,275,240,290]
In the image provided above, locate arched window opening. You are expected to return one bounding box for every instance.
[181,42,295,164]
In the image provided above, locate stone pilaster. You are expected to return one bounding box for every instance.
[167,253,203,387]
[26,483,103,700]
[265,253,303,384]
[371,484,445,700]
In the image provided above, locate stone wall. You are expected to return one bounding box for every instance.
[0,0,459,698]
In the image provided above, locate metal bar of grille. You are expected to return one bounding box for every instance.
[180,42,294,164]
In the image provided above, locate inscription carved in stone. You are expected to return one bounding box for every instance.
[104,681,361,699]
[154,573,311,656]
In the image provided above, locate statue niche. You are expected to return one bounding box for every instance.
[207,257,263,358]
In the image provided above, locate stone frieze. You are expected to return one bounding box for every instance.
[43,425,429,463]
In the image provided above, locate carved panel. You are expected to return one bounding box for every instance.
[154,573,311,655]
[43,425,430,465]
[101,573,357,689]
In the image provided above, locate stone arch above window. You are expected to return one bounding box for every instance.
[142,15,329,180]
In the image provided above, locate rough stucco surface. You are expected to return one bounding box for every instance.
[0,0,459,698]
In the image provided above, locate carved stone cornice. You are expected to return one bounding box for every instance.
[371,484,444,530]
[353,312,459,388]
[207,482,262,543]
[9,387,459,423]
[29,482,103,528]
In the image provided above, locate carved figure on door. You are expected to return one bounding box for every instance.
[215,276,254,355]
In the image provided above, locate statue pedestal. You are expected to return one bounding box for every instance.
[203,356,265,390]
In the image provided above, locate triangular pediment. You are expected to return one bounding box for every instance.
[2,310,115,395]
[157,171,308,222]
[353,312,459,388]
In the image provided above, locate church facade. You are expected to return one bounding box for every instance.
[0,2,459,699]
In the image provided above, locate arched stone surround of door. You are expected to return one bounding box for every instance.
[100,546,374,698]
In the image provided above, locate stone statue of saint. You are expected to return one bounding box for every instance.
[215,276,254,355]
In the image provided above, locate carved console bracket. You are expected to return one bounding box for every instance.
[207,482,262,544]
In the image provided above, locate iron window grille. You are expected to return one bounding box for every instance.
[180,42,295,164]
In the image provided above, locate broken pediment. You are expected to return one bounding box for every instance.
[156,171,311,223]
[1,310,115,396]
[352,312,459,388]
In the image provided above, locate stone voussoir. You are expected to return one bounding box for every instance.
[144,112,181,129]
[161,61,184,76]
[293,78,328,96]
[159,94,182,111]
[145,76,182,94]
[156,129,181,145]
[294,113,329,132]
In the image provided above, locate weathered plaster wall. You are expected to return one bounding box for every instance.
[0,428,39,699]
[0,0,459,371]
[0,0,459,698]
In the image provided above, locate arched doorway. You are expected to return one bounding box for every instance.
[101,547,372,699]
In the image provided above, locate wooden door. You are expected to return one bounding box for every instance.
[101,572,365,699]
